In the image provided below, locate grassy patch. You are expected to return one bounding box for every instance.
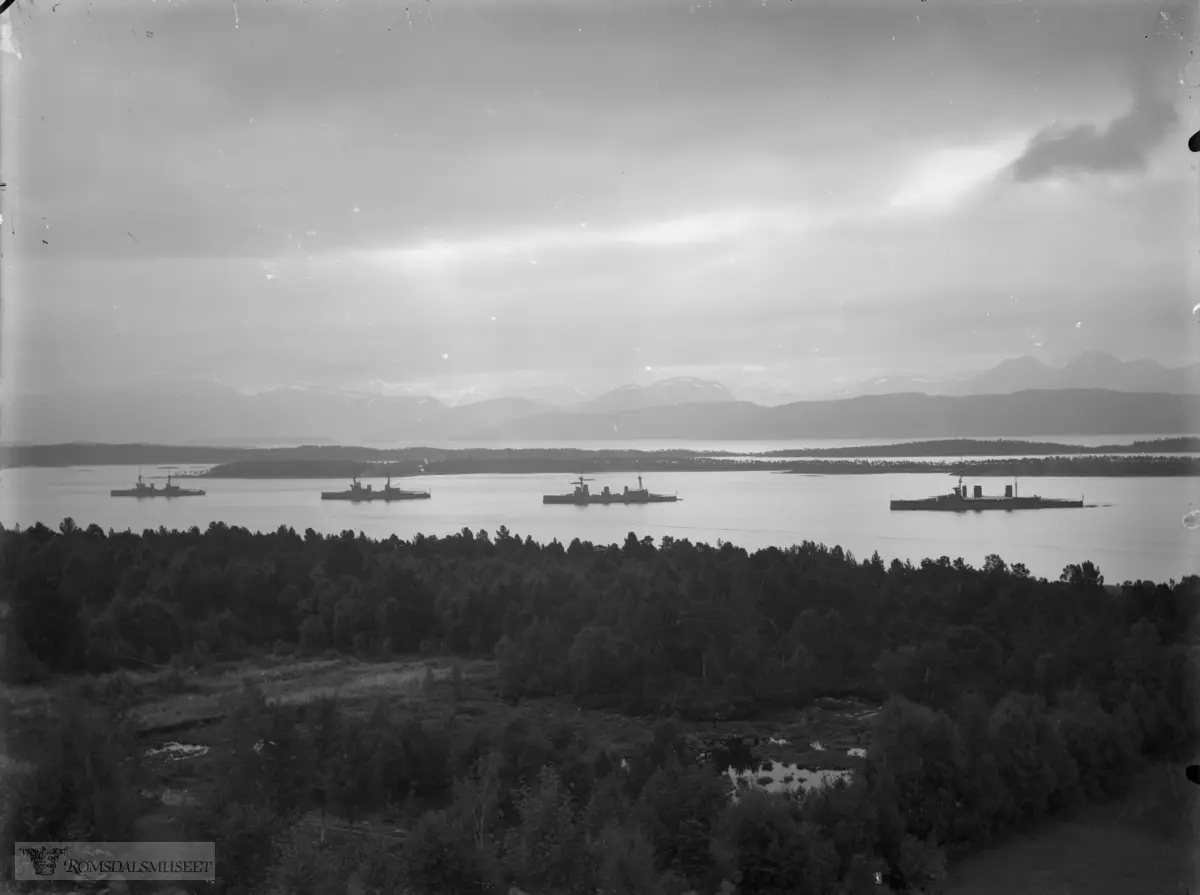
[946,766,1199,895]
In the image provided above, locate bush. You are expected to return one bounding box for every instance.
[503,765,588,893]
[400,808,502,895]
[0,701,139,878]
[589,820,663,895]
[299,615,327,656]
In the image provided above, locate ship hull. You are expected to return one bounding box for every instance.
[321,491,430,502]
[543,493,679,505]
[890,497,1083,512]
[110,490,206,498]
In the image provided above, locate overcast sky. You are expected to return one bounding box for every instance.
[1,0,1197,404]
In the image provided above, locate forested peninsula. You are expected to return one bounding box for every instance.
[199,454,1200,479]
[1,521,1195,894]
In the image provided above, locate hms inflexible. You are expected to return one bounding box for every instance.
[543,475,679,506]
[890,476,1084,512]
[111,474,206,498]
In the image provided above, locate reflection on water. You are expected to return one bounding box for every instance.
[1,465,1198,584]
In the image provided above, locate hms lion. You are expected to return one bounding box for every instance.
[320,476,431,502]
[111,474,206,498]
[890,476,1084,512]
[543,475,679,505]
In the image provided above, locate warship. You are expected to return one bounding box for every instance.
[890,476,1083,512]
[111,474,206,498]
[320,476,431,502]
[543,475,679,505]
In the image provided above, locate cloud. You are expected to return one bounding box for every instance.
[359,206,809,273]
[888,139,1028,211]
[1008,96,1179,182]
[1005,4,1192,183]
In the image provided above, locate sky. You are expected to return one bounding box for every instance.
[1,0,1197,407]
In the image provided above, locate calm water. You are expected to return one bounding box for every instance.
[1,466,1197,585]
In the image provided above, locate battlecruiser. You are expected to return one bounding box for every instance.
[543,475,679,505]
[111,474,206,498]
[890,476,1083,512]
[321,476,431,502]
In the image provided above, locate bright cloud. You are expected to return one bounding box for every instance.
[888,138,1029,212]
[358,206,810,273]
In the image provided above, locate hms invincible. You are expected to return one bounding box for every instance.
[890,476,1083,512]
[543,475,679,505]
[111,474,206,498]
[320,476,431,502]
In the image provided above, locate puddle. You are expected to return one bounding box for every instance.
[767,737,788,746]
[809,741,825,751]
[159,788,199,807]
[144,742,209,761]
[847,747,866,758]
[726,762,852,801]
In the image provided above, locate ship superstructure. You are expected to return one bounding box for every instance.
[320,476,431,502]
[111,473,206,498]
[543,475,679,505]
[890,476,1083,512]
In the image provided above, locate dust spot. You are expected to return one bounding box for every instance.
[0,22,21,60]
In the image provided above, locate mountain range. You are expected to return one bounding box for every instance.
[849,350,1200,399]
[3,352,1197,445]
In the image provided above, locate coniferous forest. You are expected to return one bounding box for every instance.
[1,519,1196,894]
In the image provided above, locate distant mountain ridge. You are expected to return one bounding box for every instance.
[467,390,1199,442]
[570,377,736,415]
[851,351,1200,398]
[2,376,739,444]
[4,353,1198,445]
[6,380,448,446]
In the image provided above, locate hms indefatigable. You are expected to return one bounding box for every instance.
[543,475,679,505]
[320,476,431,502]
[890,476,1083,512]
[111,474,206,498]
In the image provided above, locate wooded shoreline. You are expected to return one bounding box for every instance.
[2,436,1197,469]
[2,521,1195,893]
